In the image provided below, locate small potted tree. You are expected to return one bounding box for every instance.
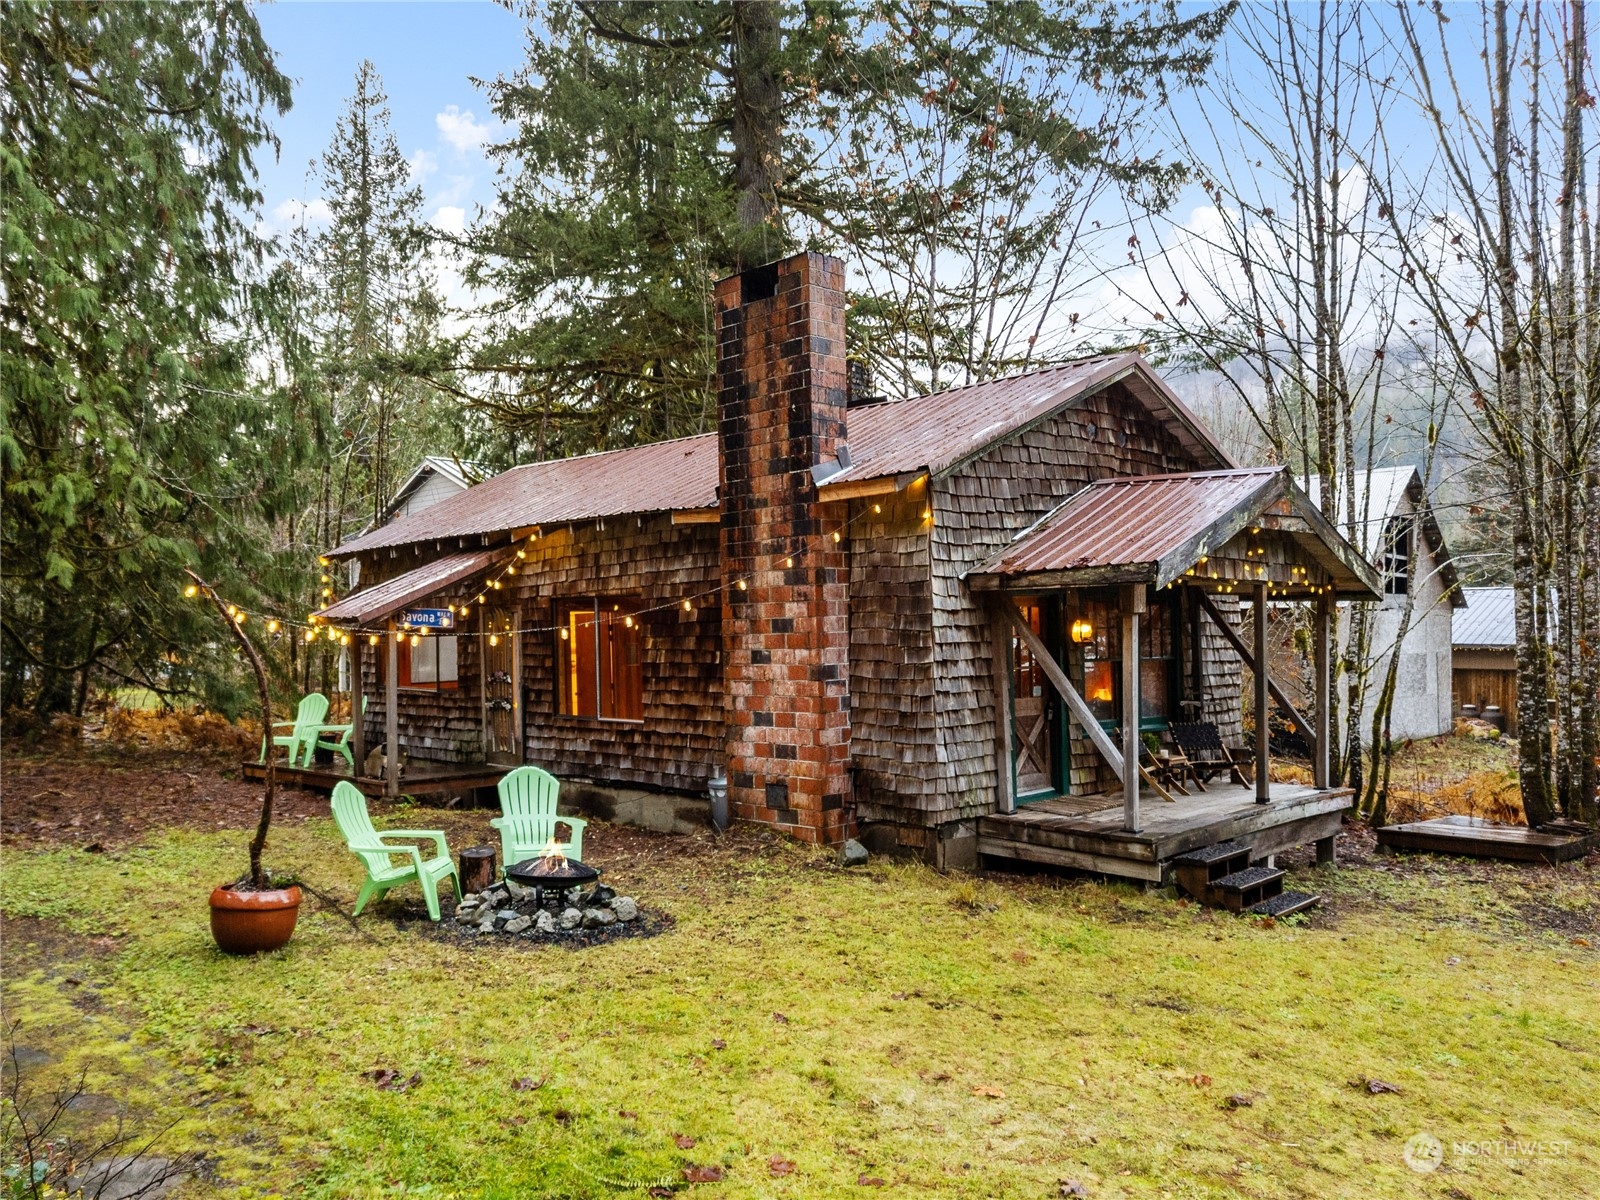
[186,570,301,954]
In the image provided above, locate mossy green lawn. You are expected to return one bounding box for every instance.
[2,813,1596,1199]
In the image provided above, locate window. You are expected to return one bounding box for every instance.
[1384,521,1412,596]
[1139,602,1174,726]
[1076,596,1120,725]
[397,634,458,690]
[556,599,643,721]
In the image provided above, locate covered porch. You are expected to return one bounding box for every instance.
[966,467,1382,882]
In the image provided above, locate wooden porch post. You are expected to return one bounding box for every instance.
[350,633,366,774]
[1253,583,1270,803]
[989,606,1018,815]
[1121,585,1146,833]
[1313,594,1332,789]
[385,619,399,799]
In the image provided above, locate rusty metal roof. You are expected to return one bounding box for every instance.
[970,467,1381,597]
[329,353,1232,558]
[839,353,1232,483]
[330,434,719,557]
[316,548,502,625]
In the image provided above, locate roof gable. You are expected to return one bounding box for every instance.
[969,466,1382,598]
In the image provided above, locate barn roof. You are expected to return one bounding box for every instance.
[967,467,1381,598]
[1449,586,1559,650]
[327,353,1231,559]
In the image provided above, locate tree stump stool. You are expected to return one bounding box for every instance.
[459,845,497,895]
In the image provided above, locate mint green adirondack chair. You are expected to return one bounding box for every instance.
[315,695,364,767]
[492,766,586,873]
[261,692,329,768]
[330,781,460,921]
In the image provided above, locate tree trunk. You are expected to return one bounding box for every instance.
[729,0,783,268]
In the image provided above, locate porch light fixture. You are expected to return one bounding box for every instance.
[1070,617,1094,643]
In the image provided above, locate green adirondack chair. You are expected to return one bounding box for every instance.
[315,695,364,767]
[330,781,460,921]
[260,692,330,768]
[492,766,586,873]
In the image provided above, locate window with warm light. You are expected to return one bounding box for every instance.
[390,635,459,690]
[556,599,643,721]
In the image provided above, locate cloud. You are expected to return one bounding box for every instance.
[436,105,493,153]
[409,148,439,182]
[272,197,332,227]
[430,206,467,235]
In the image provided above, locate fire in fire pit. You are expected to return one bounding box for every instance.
[506,836,601,892]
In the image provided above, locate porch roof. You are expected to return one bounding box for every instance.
[966,467,1382,598]
[315,548,502,626]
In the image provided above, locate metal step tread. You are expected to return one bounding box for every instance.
[1172,840,1251,867]
[1210,865,1284,893]
[1248,890,1322,918]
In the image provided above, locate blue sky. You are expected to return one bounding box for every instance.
[255,0,524,236]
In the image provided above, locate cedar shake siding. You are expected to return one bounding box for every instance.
[852,382,1246,842]
[716,253,853,844]
[356,513,722,792]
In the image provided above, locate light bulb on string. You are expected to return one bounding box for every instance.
[368,634,379,646]
[683,599,693,612]
[516,549,527,560]
[736,579,747,591]
[320,574,331,584]
[489,633,500,647]
[410,634,420,647]
[267,619,280,634]
[183,584,199,598]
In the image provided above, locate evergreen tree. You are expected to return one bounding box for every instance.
[457,0,1232,454]
[301,62,451,546]
[1,0,302,716]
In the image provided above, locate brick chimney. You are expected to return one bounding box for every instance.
[716,252,852,845]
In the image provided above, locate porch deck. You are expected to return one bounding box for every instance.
[977,782,1352,883]
[240,758,507,798]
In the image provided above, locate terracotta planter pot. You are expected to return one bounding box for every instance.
[209,885,301,955]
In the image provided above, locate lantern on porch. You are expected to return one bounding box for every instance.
[1070,616,1094,644]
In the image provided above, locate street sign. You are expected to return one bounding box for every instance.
[400,608,455,629]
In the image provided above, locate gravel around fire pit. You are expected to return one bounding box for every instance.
[395,879,672,950]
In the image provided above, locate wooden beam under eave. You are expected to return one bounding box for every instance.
[670,508,720,525]
[817,476,899,502]
[968,565,1155,593]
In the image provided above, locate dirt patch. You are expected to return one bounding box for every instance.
[1,749,332,851]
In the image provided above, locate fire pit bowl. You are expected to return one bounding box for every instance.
[506,856,601,891]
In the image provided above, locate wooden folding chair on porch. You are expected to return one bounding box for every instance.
[1168,722,1253,788]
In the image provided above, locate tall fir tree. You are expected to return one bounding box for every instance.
[1,0,303,716]
[300,61,450,550]
[457,0,1232,455]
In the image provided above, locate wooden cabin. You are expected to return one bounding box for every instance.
[302,252,1382,881]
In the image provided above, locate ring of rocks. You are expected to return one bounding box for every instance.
[396,879,673,949]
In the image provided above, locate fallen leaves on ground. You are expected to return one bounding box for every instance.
[971,1084,1005,1098]
[1225,1094,1254,1109]
[682,1165,723,1183]
[767,1155,795,1177]
[858,1174,886,1186]
[1059,1181,1089,1198]
[510,1075,544,1092]
[1190,1073,1212,1088]
[710,1038,726,1050]
[1356,1077,1401,1095]
[673,1134,697,1149]
[772,1012,789,1024]
[363,1068,421,1092]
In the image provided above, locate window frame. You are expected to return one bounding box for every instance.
[396,632,459,692]
[554,597,644,723]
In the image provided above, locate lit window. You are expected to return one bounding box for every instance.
[556,599,642,721]
[398,636,458,690]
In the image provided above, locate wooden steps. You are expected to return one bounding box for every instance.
[1173,841,1321,917]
